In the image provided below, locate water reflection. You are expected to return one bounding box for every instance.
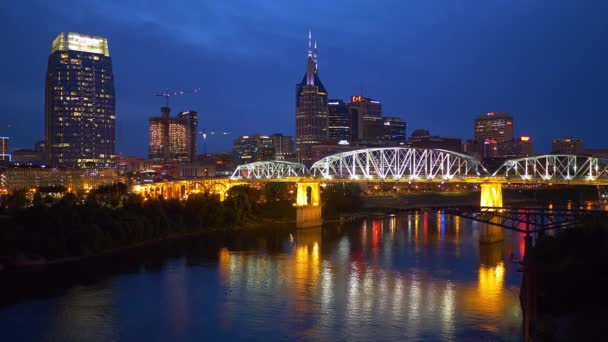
[216,214,522,340]
[0,213,523,341]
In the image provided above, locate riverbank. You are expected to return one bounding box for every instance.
[522,224,608,341]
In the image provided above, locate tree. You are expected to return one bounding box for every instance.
[263,182,290,204]
[32,191,43,207]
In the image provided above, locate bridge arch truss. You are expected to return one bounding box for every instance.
[493,154,608,182]
[230,160,308,180]
[310,147,488,180]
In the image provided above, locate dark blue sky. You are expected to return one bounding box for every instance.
[1,0,607,156]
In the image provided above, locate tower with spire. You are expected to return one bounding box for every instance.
[296,31,329,165]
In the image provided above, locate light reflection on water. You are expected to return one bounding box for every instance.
[0,213,523,341]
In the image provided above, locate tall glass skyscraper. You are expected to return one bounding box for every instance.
[45,32,116,168]
[328,99,350,142]
[296,31,328,166]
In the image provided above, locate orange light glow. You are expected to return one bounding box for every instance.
[520,136,530,142]
[351,95,363,102]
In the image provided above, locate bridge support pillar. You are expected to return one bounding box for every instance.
[219,183,231,202]
[480,183,503,208]
[296,182,322,228]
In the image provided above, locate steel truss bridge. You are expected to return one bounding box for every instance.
[134,148,608,210]
[229,148,608,185]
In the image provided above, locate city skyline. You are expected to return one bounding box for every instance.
[1,1,607,156]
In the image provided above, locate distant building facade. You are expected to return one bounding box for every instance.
[178,161,216,178]
[4,166,117,193]
[383,117,406,142]
[408,130,462,153]
[232,134,275,164]
[45,32,116,168]
[270,134,295,161]
[348,95,383,142]
[552,137,583,154]
[148,108,198,163]
[296,32,328,165]
[11,149,45,165]
[496,136,534,158]
[328,99,350,142]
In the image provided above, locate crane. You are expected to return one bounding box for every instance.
[154,88,201,108]
[199,129,231,154]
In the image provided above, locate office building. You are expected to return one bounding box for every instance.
[0,137,9,162]
[383,117,406,142]
[496,136,534,158]
[148,108,198,163]
[270,134,295,161]
[45,32,116,168]
[552,137,583,154]
[296,32,328,165]
[4,166,117,194]
[348,95,383,142]
[328,99,350,142]
[232,134,275,164]
[474,112,513,144]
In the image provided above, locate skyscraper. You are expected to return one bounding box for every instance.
[148,108,198,163]
[45,32,116,168]
[296,31,328,165]
[328,99,350,142]
[348,96,383,142]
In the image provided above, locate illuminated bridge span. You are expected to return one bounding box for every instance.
[134,149,608,228]
[493,154,608,182]
[309,147,488,180]
[231,160,307,179]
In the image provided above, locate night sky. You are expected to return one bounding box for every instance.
[1,0,607,156]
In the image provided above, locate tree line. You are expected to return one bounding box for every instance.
[0,182,362,262]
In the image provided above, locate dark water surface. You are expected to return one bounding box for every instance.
[0,213,523,341]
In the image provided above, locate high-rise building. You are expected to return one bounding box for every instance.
[474,112,513,143]
[176,111,198,162]
[552,137,583,154]
[270,134,295,161]
[328,99,350,142]
[232,134,275,164]
[383,117,406,142]
[348,96,383,142]
[296,31,328,165]
[0,137,9,162]
[45,32,116,168]
[148,108,198,163]
[149,108,198,162]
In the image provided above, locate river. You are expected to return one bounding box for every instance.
[0,212,523,341]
